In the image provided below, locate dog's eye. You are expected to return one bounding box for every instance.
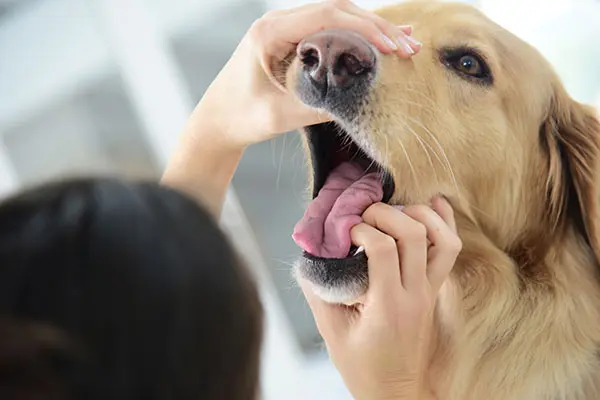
[441,48,493,84]
[456,55,481,76]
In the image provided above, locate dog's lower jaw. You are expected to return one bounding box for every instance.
[293,258,368,305]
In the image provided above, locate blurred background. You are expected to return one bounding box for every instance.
[0,0,598,398]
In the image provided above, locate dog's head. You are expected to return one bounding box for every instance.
[285,1,600,303]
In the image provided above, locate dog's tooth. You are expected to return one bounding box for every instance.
[353,246,365,256]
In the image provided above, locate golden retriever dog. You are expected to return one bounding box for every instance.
[283,1,600,399]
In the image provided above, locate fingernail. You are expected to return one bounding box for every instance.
[406,35,422,47]
[393,205,405,211]
[397,35,414,55]
[397,25,413,35]
[381,34,398,50]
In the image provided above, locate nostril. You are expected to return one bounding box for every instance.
[337,53,369,76]
[300,47,320,70]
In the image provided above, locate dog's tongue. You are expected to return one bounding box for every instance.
[292,162,383,258]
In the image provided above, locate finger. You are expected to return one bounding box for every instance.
[425,245,460,292]
[431,196,457,233]
[298,278,351,340]
[292,7,399,54]
[253,2,417,96]
[401,204,462,290]
[368,19,419,57]
[339,1,420,56]
[400,204,455,250]
[325,0,411,35]
[361,203,428,291]
[252,5,401,58]
[350,222,402,299]
[397,25,413,35]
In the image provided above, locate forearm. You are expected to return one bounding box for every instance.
[161,113,245,218]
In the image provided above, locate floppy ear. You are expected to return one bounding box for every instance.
[543,85,600,264]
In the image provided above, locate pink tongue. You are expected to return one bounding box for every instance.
[292,162,383,258]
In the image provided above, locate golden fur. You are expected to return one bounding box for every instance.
[285,1,600,399]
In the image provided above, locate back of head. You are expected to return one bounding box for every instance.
[0,178,262,400]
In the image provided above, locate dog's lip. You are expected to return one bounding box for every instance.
[302,250,362,259]
[301,248,368,265]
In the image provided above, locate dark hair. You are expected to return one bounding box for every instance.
[0,178,263,400]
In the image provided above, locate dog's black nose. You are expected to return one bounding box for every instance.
[297,29,376,94]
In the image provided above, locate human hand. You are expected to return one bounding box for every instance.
[163,0,421,217]
[300,197,461,400]
[190,0,421,149]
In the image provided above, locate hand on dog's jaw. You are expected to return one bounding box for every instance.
[298,199,459,400]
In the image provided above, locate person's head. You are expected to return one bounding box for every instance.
[0,178,263,400]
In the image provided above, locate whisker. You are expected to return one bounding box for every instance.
[404,114,460,194]
[340,140,354,153]
[400,115,445,167]
[470,204,495,220]
[397,138,420,191]
[399,118,439,184]
[382,134,393,186]
[397,97,436,115]
[402,86,437,108]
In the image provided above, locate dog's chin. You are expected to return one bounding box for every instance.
[294,251,369,305]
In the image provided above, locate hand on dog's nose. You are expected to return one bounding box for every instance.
[293,24,420,115]
[187,0,421,149]
[298,29,377,91]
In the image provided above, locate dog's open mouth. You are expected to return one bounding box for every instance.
[292,122,395,263]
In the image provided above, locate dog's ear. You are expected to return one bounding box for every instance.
[543,85,600,264]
